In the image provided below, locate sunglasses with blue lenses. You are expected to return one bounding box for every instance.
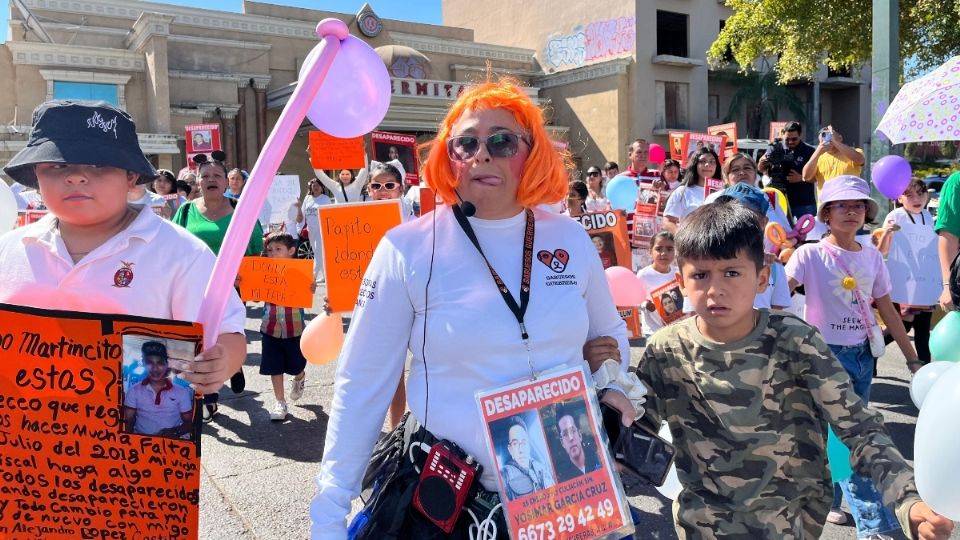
[446,132,529,161]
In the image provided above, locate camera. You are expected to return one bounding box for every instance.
[765,138,797,193]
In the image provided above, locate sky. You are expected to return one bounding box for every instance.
[1,0,442,43]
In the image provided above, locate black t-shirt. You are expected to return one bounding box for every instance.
[783,142,816,207]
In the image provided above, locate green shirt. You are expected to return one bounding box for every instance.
[637,310,919,539]
[934,171,960,236]
[172,201,264,256]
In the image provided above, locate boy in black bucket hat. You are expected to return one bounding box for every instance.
[0,100,248,396]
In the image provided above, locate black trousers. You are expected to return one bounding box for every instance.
[883,304,932,364]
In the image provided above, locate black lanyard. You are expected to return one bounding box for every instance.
[906,211,925,225]
[452,205,534,341]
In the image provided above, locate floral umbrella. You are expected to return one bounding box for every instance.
[876,56,960,144]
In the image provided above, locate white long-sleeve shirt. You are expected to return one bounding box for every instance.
[310,205,629,539]
[313,168,370,204]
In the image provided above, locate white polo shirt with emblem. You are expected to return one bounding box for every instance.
[0,205,246,334]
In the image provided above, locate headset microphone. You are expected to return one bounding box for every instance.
[454,190,476,217]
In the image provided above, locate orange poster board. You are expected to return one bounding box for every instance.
[0,303,202,539]
[309,131,366,170]
[574,210,630,271]
[618,306,641,339]
[707,122,739,162]
[650,279,687,325]
[769,121,790,142]
[668,131,687,162]
[318,200,403,312]
[238,256,314,308]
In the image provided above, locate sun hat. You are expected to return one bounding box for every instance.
[817,175,879,221]
[3,100,158,188]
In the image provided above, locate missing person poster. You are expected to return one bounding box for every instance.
[309,131,365,171]
[185,123,221,154]
[618,306,641,339]
[668,131,687,162]
[476,366,633,540]
[238,256,314,308]
[318,200,403,312]
[681,132,727,165]
[573,211,630,271]
[371,131,419,185]
[769,121,790,142]
[707,122,739,162]
[632,197,659,250]
[704,177,725,199]
[650,280,686,325]
[0,303,202,539]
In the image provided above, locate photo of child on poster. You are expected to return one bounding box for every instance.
[491,411,556,501]
[591,232,618,269]
[122,335,199,442]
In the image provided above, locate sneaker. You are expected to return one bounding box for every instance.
[230,370,246,393]
[825,508,847,525]
[290,374,306,402]
[270,401,288,421]
[202,403,218,423]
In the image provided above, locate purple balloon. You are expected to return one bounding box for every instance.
[872,155,912,199]
[300,34,390,138]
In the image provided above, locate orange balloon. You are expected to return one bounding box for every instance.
[765,222,788,247]
[300,312,345,365]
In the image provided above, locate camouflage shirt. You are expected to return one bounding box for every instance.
[637,310,920,539]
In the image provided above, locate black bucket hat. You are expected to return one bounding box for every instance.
[4,100,158,188]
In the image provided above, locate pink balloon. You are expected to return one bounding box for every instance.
[301,34,391,138]
[605,266,647,306]
[648,143,666,164]
[300,312,345,365]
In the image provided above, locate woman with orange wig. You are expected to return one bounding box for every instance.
[310,79,636,539]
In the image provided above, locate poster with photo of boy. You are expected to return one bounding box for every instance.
[121,334,201,442]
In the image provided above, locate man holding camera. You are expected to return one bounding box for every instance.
[758,121,816,217]
[802,125,865,189]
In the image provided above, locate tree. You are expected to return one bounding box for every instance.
[720,69,807,138]
[708,0,960,83]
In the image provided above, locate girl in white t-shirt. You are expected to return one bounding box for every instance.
[785,175,919,536]
[663,147,721,232]
[636,231,679,337]
[877,178,938,365]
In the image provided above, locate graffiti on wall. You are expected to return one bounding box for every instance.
[542,16,636,72]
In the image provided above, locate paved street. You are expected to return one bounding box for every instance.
[197,300,953,540]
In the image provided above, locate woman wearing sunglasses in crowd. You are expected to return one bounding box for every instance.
[311,79,637,539]
[584,166,611,212]
[367,160,416,223]
[662,146,721,233]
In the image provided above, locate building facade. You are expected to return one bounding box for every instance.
[444,0,872,170]
[0,0,547,184]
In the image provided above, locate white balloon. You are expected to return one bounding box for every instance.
[0,181,17,232]
[910,361,954,409]
[655,421,683,500]
[915,362,960,520]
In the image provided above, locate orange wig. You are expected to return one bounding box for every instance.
[421,78,570,208]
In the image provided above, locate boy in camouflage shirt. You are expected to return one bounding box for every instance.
[635,200,953,539]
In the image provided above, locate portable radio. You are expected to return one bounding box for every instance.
[412,440,481,532]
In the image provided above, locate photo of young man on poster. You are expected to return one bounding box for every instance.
[122,338,197,441]
[551,399,603,483]
[591,232,618,269]
[192,130,212,152]
[494,413,555,501]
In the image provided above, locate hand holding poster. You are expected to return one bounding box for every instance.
[477,367,633,540]
[318,200,403,312]
[371,131,419,185]
[309,131,365,170]
[0,304,201,539]
[238,256,314,308]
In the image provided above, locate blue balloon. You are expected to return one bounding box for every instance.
[605,174,639,212]
[827,426,852,482]
[930,311,960,362]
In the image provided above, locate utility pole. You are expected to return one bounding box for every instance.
[868,0,899,209]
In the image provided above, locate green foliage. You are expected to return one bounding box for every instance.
[720,70,807,138]
[709,0,960,83]
[940,141,958,160]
